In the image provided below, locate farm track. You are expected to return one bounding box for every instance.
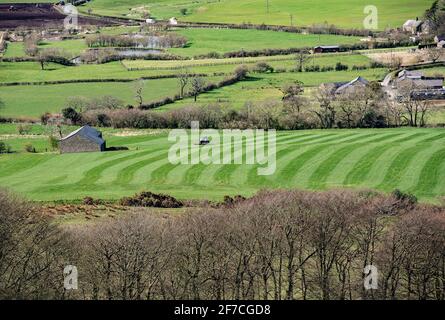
[0,129,444,202]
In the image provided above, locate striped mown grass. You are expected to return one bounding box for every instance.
[0,128,444,202]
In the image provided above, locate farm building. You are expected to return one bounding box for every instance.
[434,35,445,43]
[313,45,340,53]
[335,76,369,94]
[321,76,369,95]
[402,19,424,34]
[396,70,444,89]
[60,125,106,154]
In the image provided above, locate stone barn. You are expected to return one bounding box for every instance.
[60,125,106,154]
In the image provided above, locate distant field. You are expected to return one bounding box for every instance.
[0,53,381,119]
[0,128,443,202]
[2,28,361,60]
[0,76,223,118]
[2,42,26,58]
[163,68,388,110]
[123,55,296,70]
[123,53,372,70]
[75,0,433,29]
[39,39,88,58]
[169,28,361,57]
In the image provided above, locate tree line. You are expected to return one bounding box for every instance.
[59,72,435,130]
[0,188,443,300]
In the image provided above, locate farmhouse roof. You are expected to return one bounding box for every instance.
[61,125,105,145]
[398,69,423,80]
[335,76,369,93]
[403,19,423,28]
[414,78,444,88]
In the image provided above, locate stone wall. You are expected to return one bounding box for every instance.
[60,134,105,154]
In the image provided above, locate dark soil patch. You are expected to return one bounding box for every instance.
[0,3,119,29]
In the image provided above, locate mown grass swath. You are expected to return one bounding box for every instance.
[0,128,443,202]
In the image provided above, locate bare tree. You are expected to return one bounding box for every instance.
[397,82,430,127]
[313,85,336,128]
[178,68,190,98]
[190,76,205,102]
[134,80,145,108]
[426,47,443,63]
[296,50,311,72]
[281,81,305,113]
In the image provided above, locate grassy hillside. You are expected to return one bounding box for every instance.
[0,53,379,119]
[0,76,223,118]
[75,0,433,29]
[0,128,443,202]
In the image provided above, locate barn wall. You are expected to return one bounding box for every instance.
[60,134,104,154]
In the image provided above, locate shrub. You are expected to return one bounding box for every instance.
[97,113,111,127]
[370,61,385,68]
[0,141,12,154]
[119,191,183,208]
[82,196,102,205]
[24,143,36,153]
[335,62,349,71]
[234,65,249,80]
[305,65,320,72]
[252,62,274,73]
[62,107,81,125]
[17,124,31,135]
[48,135,59,151]
[352,65,368,70]
[392,189,418,206]
[40,112,51,125]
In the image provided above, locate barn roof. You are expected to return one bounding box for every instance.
[314,45,340,49]
[398,69,423,79]
[335,76,369,93]
[413,78,444,88]
[61,125,105,145]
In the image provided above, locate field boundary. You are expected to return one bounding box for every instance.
[0,73,216,86]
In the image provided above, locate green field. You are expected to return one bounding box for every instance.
[0,76,225,118]
[1,28,361,60]
[74,0,433,29]
[169,28,361,57]
[0,53,380,118]
[0,128,444,202]
[162,68,388,110]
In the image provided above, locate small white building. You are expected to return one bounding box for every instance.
[169,17,178,25]
[145,18,155,24]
